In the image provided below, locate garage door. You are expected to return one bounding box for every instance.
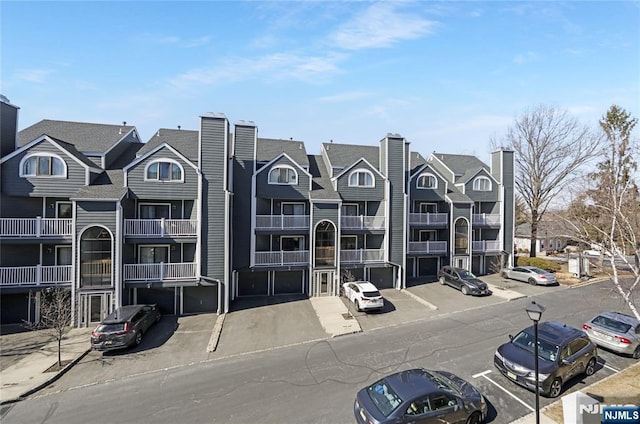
[0,293,31,324]
[369,267,394,289]
[274,270,303,294]
[136,287,176,314]
[183,286,218,314]
[418,257,438,277]
[237,271,269,296]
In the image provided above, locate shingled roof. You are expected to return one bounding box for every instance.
[321,142,379,171]
[140,129,199,163]
[257,138,309,168]
[432,153,488,182]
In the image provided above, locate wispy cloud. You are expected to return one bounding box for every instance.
[513,51,540,65]
[330,2,437,50]
[135,33,213,48]
[15,69,53,83]
[317,91,374,103]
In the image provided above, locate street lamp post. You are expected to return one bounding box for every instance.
[526,301,546,424]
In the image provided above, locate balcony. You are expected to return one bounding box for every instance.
[407,241,448,254]
[0,218,73,238]
[340,249,385,264]
[254,250,309,266]
[408,213,448,226]
[472,213,501,227]
[472,240,501,252]
[341,216,385,230]
[123,262,197,282]
[255,215,310,230]
[124,219,198,237]
[0,265,72,287]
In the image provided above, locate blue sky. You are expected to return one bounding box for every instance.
[2,1,639,158]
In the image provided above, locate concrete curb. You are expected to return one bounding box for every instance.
[401,289,438,310]
[206,313,225,353]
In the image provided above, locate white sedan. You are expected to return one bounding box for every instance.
[342,281,384,312]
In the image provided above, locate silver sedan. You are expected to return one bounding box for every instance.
[501,266,558,285]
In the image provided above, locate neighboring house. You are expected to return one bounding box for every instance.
[0,97,515,326]
[514,222,573,254]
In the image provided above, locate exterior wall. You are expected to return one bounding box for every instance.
[0,196,42,217]
[463,170,499,202]
[126,146,198,200]
[232,123,256,271]
[2,142,88,198]
[104,132,139,168]
[384,136,406,265]
[312,202,338,227]
[494,150,515,264]
[256,156,310,200]
[76,202,117,235]
[0,244,39,266]
[1,101,18,158]
[409,166,447,202]
[335,161,384,201]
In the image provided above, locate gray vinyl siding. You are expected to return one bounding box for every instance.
[464,171,499,202]
[126,147,198,200]
[75,202,117,236]
[0,196,42,217]
[104,133,138,168]
[0,244,39,267]
[409,167,447,202]
[256,157,310,200]
[232,124,256,270]
[385,137,405,265]
[85,156,103,168]
[200,115,227,280]
[335,163,384,201]
[312,202,338,228]
[1,142,88,198]
[451,204,472,221]
[496,150,515,259]
[1,101,18,158]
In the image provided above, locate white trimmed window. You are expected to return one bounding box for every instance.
[145,159,183,182]
[348,169,374,187]
[473,176,492,191]
[417,173,437,189]
[268,165,298,184]
[20,153,66,177]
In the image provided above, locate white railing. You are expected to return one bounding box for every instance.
[255,215,310,230]
[340,249,385,263]
[0,265,72,286]
[341,216,386,230]
[124,219,198,237]
[123,262,197,281]
[472,214,501,226]
[472,240,501,252]
[408,213,448,226]
[254,250,309,266]
[407,241,448,254]
[0,218,73,237]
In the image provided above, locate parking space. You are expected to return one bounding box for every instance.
[406,281,507,312]
[487,273,570,298]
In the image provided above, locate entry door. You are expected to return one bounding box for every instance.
[314,271,334,296]
[80,292,111,327]
[455,256,469,270]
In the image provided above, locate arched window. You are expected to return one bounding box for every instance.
[348,169,374,187]
[454,218,469,255]
[315,220,336,267]
[417,173,437,189]
[268,165,298,184]
[20,153,66,177]
[80,226,112,287]
[473,176,491,191]
[145,159,183,182]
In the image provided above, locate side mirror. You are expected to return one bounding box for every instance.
[508,334,513,340]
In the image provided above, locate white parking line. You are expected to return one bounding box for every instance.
[473,370,535,412]
[600,362,620,373]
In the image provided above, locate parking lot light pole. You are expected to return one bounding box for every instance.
[526,301,546,424]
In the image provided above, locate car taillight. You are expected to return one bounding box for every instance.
[115,323,131,336]
[615,335,632,344]
[583,324,592,330]
[91,331,98,337]
[539,275,547,279]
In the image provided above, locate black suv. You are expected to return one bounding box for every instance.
[91,304,161,352]
[494,321,598,398]
[437,266,490,296]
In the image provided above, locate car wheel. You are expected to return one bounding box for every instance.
[461,286,469,295]
[466,412,482,424]
[548,378,562,398]
[633,345,640,359]
[439,276,446,285]
[134,331,143,346]
[355,300,362,312]
[585,357,596,376]
[528,278,537,285]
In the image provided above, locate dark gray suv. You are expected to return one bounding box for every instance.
[91,304,161,352]
[494,321,598,398]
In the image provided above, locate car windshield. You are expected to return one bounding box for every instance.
[458,270,477,280]
[95,323,125,333]
[592,315,632,334]
[363,290,381,298]
[512,331,559,362]
[366,380,403,417]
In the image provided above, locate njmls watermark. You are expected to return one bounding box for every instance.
[563,392,640,424]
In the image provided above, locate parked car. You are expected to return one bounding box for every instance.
[354,368,487,424]
[583,311,640,359]
[342,281,384,312]
[501,266,558,286]
[437,266,491,296]
[91,304,161,352]
[494,321,598,398]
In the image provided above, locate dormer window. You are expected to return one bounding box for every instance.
[417,173,437,189]
[20,153,66,177]
[348,169,374,187]
[473,176,491,191]
[145,159,183,182]
[268,165,298,185]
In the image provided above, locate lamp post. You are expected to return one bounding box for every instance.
[526,301,546,424]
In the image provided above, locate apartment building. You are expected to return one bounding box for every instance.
[0,98,514,327]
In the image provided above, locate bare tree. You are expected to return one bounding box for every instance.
[566,105,639,319]
[37,287,73,367]
[492,105,599,257]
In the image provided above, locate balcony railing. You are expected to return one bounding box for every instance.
[408,213,448,226]
[472,240,501,252]
[472,214,501,226]
[0,218,73,238]
[0,265,72,286]
[124,219,197,237]
[255,215,310,230]
[340,249,385,263]
[123,262,197,281]
[407,241,448,254]
[341,216,386,230]
[254,250,309,266]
